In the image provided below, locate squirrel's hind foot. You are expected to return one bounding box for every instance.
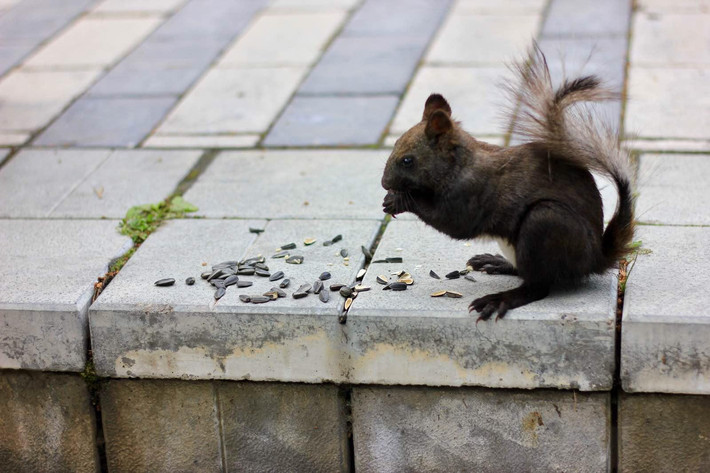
[468,253,518,275]
[470,283,549,321]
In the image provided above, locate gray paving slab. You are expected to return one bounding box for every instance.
[353,386,610,472]
[0,219,132,372]
[0,148,111,218]
[298,36,427,95]
[543,0,631,37]
[343,0,452,38]
[0,371,99,473]
[0,0,93,42]
[264,95,400,146]
[183,149,387,219]
[90,218,381,380]
[621,225,710,394]
[121,37,226,70]
[637,153,710,225]
[631,10,710,66]
[52,149,202,218]
[34,96,177,147]
[346,219,617,390]
[88,64,205,97]
[151,0,266,40]
[218,382,349,472]
[0,43,30,76]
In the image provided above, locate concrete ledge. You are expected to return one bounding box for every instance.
[352,386,610,472]
[619,393,710,472]
[0,370,99,473]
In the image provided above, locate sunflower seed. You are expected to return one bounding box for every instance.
[376,275,388,285]
[237,267,255,276]
[339,287,353,298]
[323,240,333,247]
[185,277,195,286]
[389,282,407,291]
[286,255,304,264]
[464,274,477,282]
[255,268,271,277]
[354,285,370,292]
[429,270,441,279]
[242,256,265,266]
[249,227,264,234]
[223,275,239,287]
[386,257,403,263]
[361,245,373,262]
[319,271,331,281]
[344,297,353,311]
[319,290,330,303]
[356,269,366,280]
[331,234,343,243]
[304,238,316,246]
[330,283,346,291]
[269,271,284,282]
[201,271,211,280]
[272,250,290,259]
[445,291,463,298]
[292,291,308,299]
[212,280,225,288]
[398,277,414,285]
[279,278,291,289]
[263,291,279,300]
[207,269,226,281]
[297,283,312,293]
[313,280,324,294]
[154,278,175,287]
[431,290,447,297]
[459,268,470,276]
[372,259,388,263]
[250,295,270,304]
[271,287,287,298]
[340,248,349,258]
[214,260,237,268]
[278,242,297,251]
[239,295,251,303]
[236,280,253,288]
[255,262,269,271]
[214,287,226,300]
[445,270,460,279]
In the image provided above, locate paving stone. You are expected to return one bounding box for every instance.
[454,0,546,14]
[90,218,380,380]
[92,0,186,14]
[636,153,710,225]
[151,0,266,41]
[25,16,162,68]
[0,220,132,371]
[624,139,710,153]
[52,149,202,218]
[101,379,221,473]
[619,393,710,472]
[343,0,452,38]
[143,134,260,148]
[0,371,99,473]
[631,11,710,66]
[621,225,710,394]
[0,44,30,76]
[346,219,617,390]
[637,0,710,14]
[0,69,102,132]
[390,66,514,136]
[218,12,346,67]
[0,149,111,218]
[218,382,349,472]
[157,67,307,135]
[88,64,204,96]
[120,37,226,70]
[35,96,178,147]
[270,0,359,9]
[264,95,399,146]
[625,67,710,140]
[426,13,541,65]
[543,0,631,37]
[298,36,427,94]
[352,386,610,472]
[0,148,8,163]
[0,131,30,146]
[184,149,386,219]
[0,0,93,43]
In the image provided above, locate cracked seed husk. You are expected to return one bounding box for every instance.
[431,290,447,297]
[303,238,316,246]
[277,242,297,251]
[154,278,175,287]
[354,285,370,292]
[313,280,324,294]
[271,287,287,298]
[286,255,304,264]
[297,283,312,294]
[445,291,463,298]
[445,270,460,279]
[344,297,353,310]
[361,245,373,262]
[330,283,346,291]
[263,291,279,300]
[386,257,403,263]
[272,250,289,259]
[389,282,407,291]
[376,275,388,285]
[429,270,440,279]
[356,269,366,280]
[464,274,477,282]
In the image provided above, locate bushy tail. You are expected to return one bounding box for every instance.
[509,44,635,267]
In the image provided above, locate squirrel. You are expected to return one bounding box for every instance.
[381,46,635,321]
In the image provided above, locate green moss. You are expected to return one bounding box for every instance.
[119,195,198,244]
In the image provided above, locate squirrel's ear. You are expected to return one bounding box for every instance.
[425,109,453,139]
[422,93,452,121]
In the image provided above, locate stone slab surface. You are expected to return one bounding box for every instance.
[624,139,710,153]
[543,0,631,36]
[35,96,178,147]
[157,67,307,135]
[183,149,387,219]
[264,95,399,146]
[0,0,93,43]
[352,386,610,473]
[0,44,30,76]
[621,225,710,394]
[454,0,546,14]
[636,0,710,14]
[636,153,710,225]
[0,370,99,473]
[90,218,380,380]
[631,11,710,66]
[101,378,221,473]
[88,64,205,96]
[92,0,186,14]
[0,132,29,146]
[619,393,710,472]
[343,0,451,38]
[625,67,710,140]
[218,381,349,472]
[0,220,132,371]
[347,219,617,390]
[143,134,260,148]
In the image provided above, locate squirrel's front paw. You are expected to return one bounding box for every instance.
[382,191,403,216]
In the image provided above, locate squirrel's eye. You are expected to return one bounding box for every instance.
[401,155,414,167]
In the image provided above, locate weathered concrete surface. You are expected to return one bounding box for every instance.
[346,219,617,391]
[101,379,221,473]
[352,386,610,473]
[619,393,710,472]
[0,220,132,372]
[183,149,387,219]
[218,381,349,473]
[621,225,710,394]
[0,370,99,473]
[90,218,380,380]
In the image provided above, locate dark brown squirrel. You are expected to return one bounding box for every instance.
[381,46,635,321]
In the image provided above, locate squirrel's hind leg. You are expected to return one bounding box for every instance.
[469,283,549,321]
[468,253,518,275]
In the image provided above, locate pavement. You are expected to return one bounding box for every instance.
[0,0,709,396]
